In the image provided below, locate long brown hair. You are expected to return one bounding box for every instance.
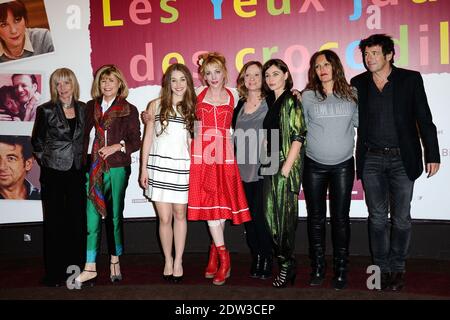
[305,50,357,102]
[159,63,197,136]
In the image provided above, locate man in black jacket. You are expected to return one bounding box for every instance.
[351,34,440,291]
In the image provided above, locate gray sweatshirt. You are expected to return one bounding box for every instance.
[302,89,358,165]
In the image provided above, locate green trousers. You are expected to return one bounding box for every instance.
[264,171,298,269]
[85,166,130,263]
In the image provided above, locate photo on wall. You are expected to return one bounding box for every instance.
[0,134,41,200]
[0,72,42,121]
[0,0,54,64]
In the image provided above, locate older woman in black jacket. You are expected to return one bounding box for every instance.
[31,68,86,287]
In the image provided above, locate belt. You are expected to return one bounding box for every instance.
[367,147,401,156]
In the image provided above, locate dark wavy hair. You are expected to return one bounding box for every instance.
[0,85,17,106]
[159,63,197,136]
[304,50,357,102]
[359,33,395,65]
[236,61,264,99]
[262,59,293,93]
[0,135,32,161]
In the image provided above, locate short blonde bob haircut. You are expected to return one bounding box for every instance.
[91,64,129,100]
[49,68,80,103]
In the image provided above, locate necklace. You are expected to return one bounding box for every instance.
[246,97,261,108]
[62,102,73,109]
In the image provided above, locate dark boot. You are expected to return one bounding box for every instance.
[273,259,297,288]
[309,249,326,286]
[249,254,262,278]
[259,256,273,280]
[332,257,348,290]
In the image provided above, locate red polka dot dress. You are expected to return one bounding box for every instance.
[188,87,251,224]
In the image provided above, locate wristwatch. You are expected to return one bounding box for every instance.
[119,140,126,153]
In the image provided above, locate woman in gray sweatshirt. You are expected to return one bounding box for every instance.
[301,50,358,290]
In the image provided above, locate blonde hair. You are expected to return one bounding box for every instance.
[49,68,80,103]
[198,52,228,86]
[91,64,129,99]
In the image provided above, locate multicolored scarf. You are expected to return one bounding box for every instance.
[88,98,130,218]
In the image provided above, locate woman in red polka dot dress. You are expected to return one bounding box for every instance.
[188,52,251,285]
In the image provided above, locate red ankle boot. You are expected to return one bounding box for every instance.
[213,246,230,286]
[205,243,219,278]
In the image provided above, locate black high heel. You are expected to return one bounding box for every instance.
[163,274,173,281]
[172,264,183,283]
[250,254,262,278]
[259,256,273,280]
[75,270,97,289]
[272,265,296,288]
[172,275,183,283]
[110,261,122,283]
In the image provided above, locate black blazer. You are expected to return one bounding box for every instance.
[350,66,440,181]
[32,100,86,171]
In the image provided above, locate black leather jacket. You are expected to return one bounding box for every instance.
[31,100,86,171]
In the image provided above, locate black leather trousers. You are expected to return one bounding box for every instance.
[303,156,354,265]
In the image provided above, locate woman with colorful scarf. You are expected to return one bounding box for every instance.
[75,65,140,288]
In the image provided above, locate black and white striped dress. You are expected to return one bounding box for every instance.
[145,102,190,204]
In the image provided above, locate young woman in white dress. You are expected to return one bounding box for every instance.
[139,64,197,283]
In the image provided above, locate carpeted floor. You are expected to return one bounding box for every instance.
[1,253,449,300]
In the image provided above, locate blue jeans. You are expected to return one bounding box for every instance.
[362,151,414,273]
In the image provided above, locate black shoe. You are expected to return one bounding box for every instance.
[390,272,405,291]
[110,261,122,283]
[379,272,392,291]
[332,257,348,290]
[163,274,173,281]
[309,264,326,286]
[250,254,262,278]
[41,277,63,287]
[75,270,97,289]
[259,256,273,280]
[332,272,347,290]
[272,264,296,288]
[172,275,183,283]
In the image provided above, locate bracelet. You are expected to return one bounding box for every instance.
[119,140,126,153]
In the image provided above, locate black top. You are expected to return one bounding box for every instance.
[231,98,245,130]
[31,101,86,171]
[366,77,399,148]
[263,90,288,156]
[350,66,440,181]
[67,117,76,138]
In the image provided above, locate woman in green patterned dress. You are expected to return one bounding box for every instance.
[261,59,306,288]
